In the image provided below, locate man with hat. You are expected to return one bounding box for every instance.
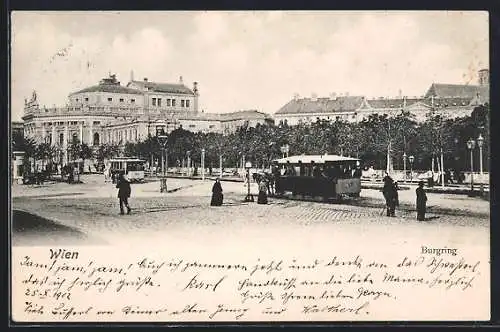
[416,181,427,221]
[116,172,132,215]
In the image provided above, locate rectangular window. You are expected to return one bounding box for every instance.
[209,125,215,129]
[84,97,89,102]
[76,98,79,102]
[186,100,190,108]
[93,121,100,125]
[158,98,162,107]
[189,124,196,128]
[172,99,176,107]
[152,98,157,106]
[108,97,112,102]
[181,100,185,107]
[167,99,171,106]
[131,99,136,103]
[119,98,124,102]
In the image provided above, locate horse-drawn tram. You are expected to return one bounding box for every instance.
[273,154,362,200]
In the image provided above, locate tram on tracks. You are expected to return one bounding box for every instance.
[109,158,146,183]
[273,154,362,200]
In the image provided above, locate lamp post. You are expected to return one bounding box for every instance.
[244,161,254,202]
[403,152,407,184]
[157,135,168,193]
[186,151,191,177]
[466,138,475,196]
[219,154,223,178]
[440,147,444,188]
[201,148,205,181]
[409,155,414,184]
[477,134,484,195]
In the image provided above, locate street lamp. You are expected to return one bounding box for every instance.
[477,133,484,194]
[201,148,205,181]
[466,138,476,195]
[186,151,191,177]
[244,161,254,202]
[403,152,407,183]
[157,135,168,193]
[408,155,414,183]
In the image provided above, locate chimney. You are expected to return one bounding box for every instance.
[345,92,349,97]
[330,92,337,100]
[179,76,183,84]
[311,93,318,101]
[143,77,148,82]
[293,93,300,101]
[398,89,402,99]
[130,70,134,82]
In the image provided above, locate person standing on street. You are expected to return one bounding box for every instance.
[382,175,397,217]
[116,173,131,215]
[257,178,268,204]
[416,181,427,221]
[210,178,224,206]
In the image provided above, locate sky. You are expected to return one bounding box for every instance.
[10,11,489,121]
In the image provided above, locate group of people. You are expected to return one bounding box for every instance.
[382,174,428,221]
[211,177,270,207]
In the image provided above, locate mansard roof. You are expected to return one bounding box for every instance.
[425,83,489,100]
[275,96,364,115]
[128,80,195,95]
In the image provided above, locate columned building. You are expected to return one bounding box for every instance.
[22,73,273,164]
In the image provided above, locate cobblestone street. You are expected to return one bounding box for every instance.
[11,175,489,247]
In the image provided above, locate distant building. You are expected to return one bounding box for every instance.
[21,73,271,164]
[275,69,489,125]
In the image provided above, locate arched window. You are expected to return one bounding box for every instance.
[72,133,78,143]
[93,133,100,146]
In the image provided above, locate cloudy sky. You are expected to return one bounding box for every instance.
[11,11,488,121]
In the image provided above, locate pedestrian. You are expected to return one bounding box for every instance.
[116,173,131,215]
[210,178,224,206]
[382,175,397,217]
[257,178,268,204]
[416,181,427,221]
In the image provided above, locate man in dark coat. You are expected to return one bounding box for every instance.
[116,173,131,215]
[210,178,223,206]
[416,181,427,221]
[382,175,397,217]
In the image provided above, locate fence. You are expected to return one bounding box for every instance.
[362,169,489,185]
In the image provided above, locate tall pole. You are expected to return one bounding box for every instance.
[201,148,205,181]
[479,144,483,179]
[219,154,223,178]
[403,152,407,184]
[470,148,474,193]
[440,148,444,188]
[161,148,165,192]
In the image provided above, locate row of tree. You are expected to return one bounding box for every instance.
[12,104,490,173]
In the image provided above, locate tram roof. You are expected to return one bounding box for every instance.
[274,155,359,164]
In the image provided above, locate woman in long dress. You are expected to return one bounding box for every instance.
[257,179,268,204]
[210,178,223,206]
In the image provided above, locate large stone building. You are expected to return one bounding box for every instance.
[275,69,489,126]
[21,74,273,163]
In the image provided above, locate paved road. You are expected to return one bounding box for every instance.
[11,175,489,246]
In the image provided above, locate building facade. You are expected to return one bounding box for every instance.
[275,69,490,126]
[21,74,273,163]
